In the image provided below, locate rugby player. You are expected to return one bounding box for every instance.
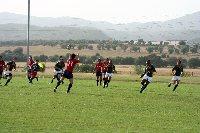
[29,60,40,83]
[51,56,65,83]
[103,60,116,88]
[93,58,104,86]
[0,56,6,85]
[168,60,183,91]
[4,58,16,86]
[102,58,109,82]
[140,60,156,93]
[54,53,80,94]
[27,56,35,82]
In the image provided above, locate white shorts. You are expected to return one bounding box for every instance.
[54,70,63,76]
[105,72,113,77]
[142,74,153,82]
[172,76,181,81]
[4,71,12,76]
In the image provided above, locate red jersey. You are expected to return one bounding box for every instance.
[0,60,6,71]
[95,62,103,71]
[102,61,109,72]
[28,59,35,67]
[66,59,80,72]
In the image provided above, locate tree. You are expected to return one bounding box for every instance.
[168,46,174,54]
[13,47,23,54]
[146,46,153,53]
[188,58,200,68]
[181,45,189,54]
[179,41,186,45]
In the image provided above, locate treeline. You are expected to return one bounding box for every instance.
[1,47,200,68]
[1,39,200,55]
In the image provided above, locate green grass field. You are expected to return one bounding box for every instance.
[0,76,200,132]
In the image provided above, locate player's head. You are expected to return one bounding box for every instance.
[29,55,32,59]
[70,53,76,59]
[59,56,64,62]
[146,60,151,66]
[98,58,101,62]
[177,60,181,65]
[35,60,39,63]
[109,60,112,64]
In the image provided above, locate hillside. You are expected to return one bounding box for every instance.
[0,12,200,41]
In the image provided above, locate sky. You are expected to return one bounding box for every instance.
[1,0,200,24]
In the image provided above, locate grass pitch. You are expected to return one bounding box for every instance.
[0,76,200,132]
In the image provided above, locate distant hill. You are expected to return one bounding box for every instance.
[0,12,200,41]
[0,23,110,41]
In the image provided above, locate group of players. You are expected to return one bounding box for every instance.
[0,54,183,94]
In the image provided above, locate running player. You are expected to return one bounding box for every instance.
[27,56,35,82]
[4,58,16,86]
[140,60,156,93]
[103,60,116,88]
[0,56,6,85]
[168,60,183,91]
[102,58,109,82]
[51,56,65,83]
[29,60,40,83]
[54,53,80,94]
[93,58,104,86]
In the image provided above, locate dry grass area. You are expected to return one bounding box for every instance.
[1,45,200,59]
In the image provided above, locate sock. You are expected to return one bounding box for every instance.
[29,78,33,83]
[168,83,171,87]
[36,77,38,81]
[67,83,73,93]
[173,84,178,91]
[5,79,11,86]
[100,80,102,85]
[140,84,148,93]
[55,80,61,89]
[96,80,99,86]
[103,80,107,88]
[141,82,144,86]
[51,77,55,83]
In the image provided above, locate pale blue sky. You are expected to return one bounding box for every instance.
[0,0,200,23]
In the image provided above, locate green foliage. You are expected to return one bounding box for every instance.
[188,58,200,68]
[134,65,144,75]
[76,64,94,73]
[146,46,154,53]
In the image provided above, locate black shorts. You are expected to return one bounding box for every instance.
[96,71,102,76]
[62,70,73,79]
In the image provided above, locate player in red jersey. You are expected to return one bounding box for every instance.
[93,58,104,86]
[0,56,6,85]
[29,60,40,84]
[102,58,109,81]
[54,53,80,93]
[27,56,35,82]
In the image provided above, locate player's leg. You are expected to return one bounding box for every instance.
[67,78,73,93]
[96,75,99,86]
[5,74,12,86]
[0,71,2,84]
[140,78,150,93]
[106,75,112,87]
[99,75,102,86]
[54,76,65,92]
[173,80,180,91]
